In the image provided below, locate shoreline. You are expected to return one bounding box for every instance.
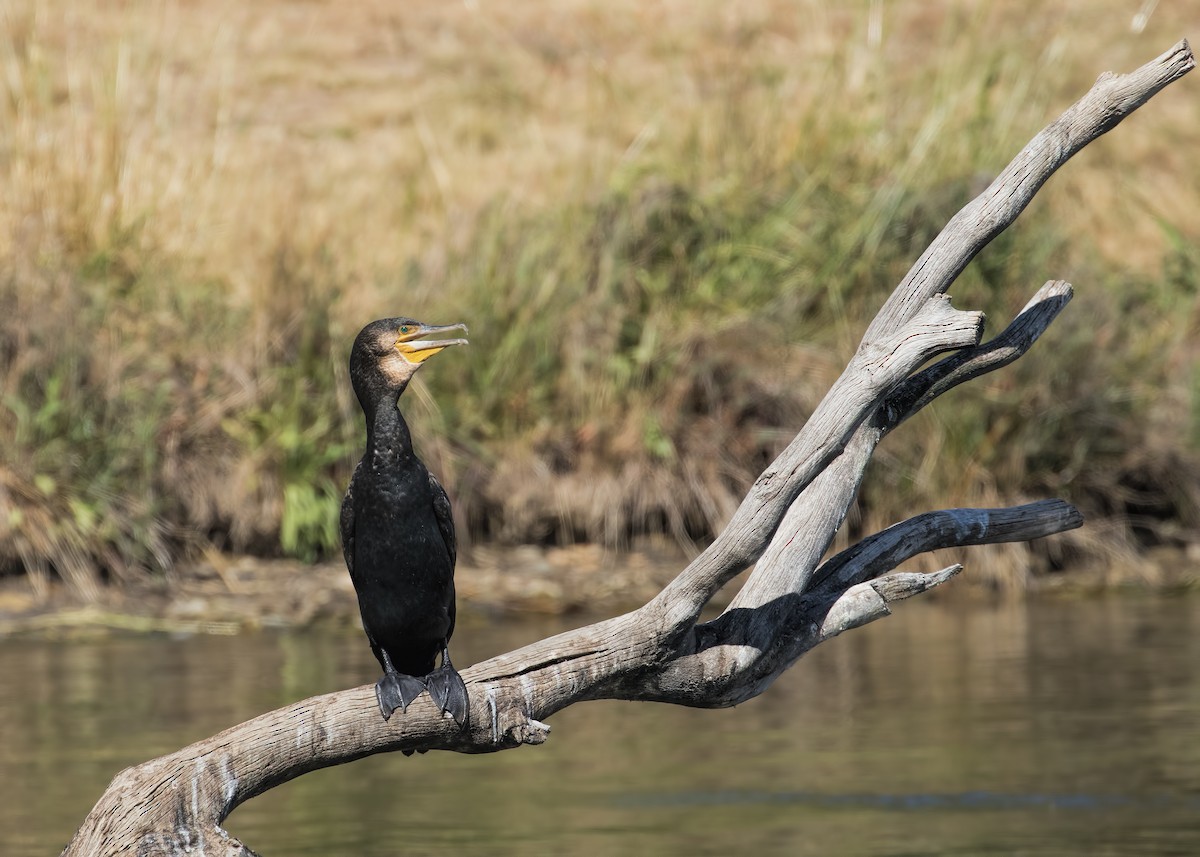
[0,542,1197,638]
[0,542,688,636]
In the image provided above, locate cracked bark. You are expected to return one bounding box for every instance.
[62,39,1193,857]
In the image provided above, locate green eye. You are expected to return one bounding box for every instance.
[400,326,410,333]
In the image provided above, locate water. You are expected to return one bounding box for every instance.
[2,596,1199,855]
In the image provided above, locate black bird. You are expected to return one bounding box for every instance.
[341,317,470,725]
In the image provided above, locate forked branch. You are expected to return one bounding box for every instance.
[63,40,1193,857]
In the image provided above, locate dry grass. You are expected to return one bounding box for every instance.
[1,0,1197,594]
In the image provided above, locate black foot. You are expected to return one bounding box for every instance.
[426,662,470,727]
[375,672,426,721]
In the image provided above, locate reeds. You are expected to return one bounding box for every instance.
[1,0,1197,594]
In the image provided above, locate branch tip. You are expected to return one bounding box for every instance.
[871,565,963,603]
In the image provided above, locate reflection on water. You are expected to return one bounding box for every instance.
[2,596,1199,856]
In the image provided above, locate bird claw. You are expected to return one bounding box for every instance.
[376,673,426,720]
[426,664,470,727]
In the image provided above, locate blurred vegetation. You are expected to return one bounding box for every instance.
[0,0,1197,595]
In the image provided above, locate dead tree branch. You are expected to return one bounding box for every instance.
[63,40,1193,857]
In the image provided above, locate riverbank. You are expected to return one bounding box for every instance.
[2,1,1198,598]
[2,541,1197,638]
[0,543,688,636]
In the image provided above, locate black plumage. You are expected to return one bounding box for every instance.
[341,317,469,725]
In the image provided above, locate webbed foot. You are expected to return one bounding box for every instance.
[426,648,469,727]
[375,672,426,721]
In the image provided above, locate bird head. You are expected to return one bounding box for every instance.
[349,317,468,405]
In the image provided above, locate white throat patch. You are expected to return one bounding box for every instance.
[378,350,417,386]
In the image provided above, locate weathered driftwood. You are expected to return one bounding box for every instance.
[63,40,1194,857]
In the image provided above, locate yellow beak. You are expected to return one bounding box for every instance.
[395,322,469,364]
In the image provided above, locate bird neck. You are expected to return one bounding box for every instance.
[364,394,415,463]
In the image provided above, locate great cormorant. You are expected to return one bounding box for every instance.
[341,317,470,726]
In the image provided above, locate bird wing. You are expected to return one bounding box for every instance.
[429,469,458,642]
[340,461,362,581]
[428,470,457,570]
